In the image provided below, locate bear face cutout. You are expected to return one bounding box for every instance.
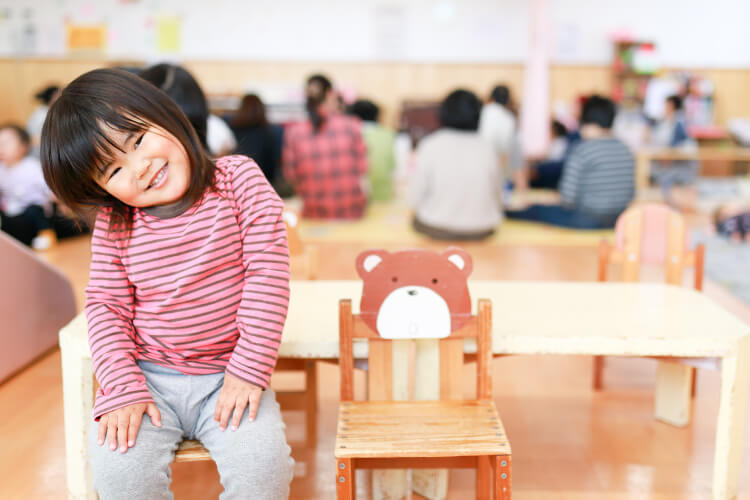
[356,248,473,339]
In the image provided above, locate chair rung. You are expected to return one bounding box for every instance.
[174,440,211,463]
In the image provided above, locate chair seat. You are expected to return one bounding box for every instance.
[174,440,211,463]
[335,399,511,459]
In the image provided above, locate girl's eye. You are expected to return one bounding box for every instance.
[134,133,145,149]
[108,167,121,181]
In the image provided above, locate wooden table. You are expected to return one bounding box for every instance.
[60,281,750,499]
[635,147,750,192]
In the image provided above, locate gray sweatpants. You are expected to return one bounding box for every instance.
[89,361,294,500]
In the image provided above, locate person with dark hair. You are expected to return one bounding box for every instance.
[230,93,283,184]
[348,98,396,201]
[139,64,210,148]
[41,68,293,498]
[506,94,634,229]
[409,89,503,240]
[139,63,237,156]
[649,94,697,200]
[0,124,55,247]
[479,84,518,176]
[27,84,60,150]
[282,73,368,219]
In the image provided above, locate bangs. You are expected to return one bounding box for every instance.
[87,111,150,178]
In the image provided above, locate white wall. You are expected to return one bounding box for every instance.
[0,0,748,67]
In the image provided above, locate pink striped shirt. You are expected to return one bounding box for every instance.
[85,156,290,420]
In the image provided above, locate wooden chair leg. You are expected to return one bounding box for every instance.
[495,456,512,500]
[477,455,491,500]
[691,366,697,398]
[337,458,355,500]
[305,360,318,447]
[592,355,605,390]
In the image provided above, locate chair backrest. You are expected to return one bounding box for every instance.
[283,210,317,279]
[338,298,492,403]
[341,247,491,403]
[599,203,704,289]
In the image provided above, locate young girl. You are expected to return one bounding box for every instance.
[0,124,56,248]
[41,68,293,499]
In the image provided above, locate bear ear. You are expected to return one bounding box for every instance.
[282,210,299,228]
[443,247,473,277]
[356,249,390,279]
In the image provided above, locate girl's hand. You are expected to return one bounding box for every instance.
[97,402,162,453]
[214,372,263,431]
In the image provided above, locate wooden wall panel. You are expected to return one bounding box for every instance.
[1,58,747,131]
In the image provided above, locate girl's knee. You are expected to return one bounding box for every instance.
[90,449,173,500]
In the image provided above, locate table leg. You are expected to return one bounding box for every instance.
[60,335,96,500]
[713,341,750,500]
[654,361,692,427]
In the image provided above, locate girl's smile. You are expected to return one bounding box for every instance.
[97,125,191,209]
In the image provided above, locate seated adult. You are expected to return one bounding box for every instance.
[506,95,634,229]
[409,89,503,240]
[230,94,282,184]
[282,74,368,219]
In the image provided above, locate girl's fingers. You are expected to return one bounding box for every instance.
[146,403,162,427]
[128,412,142,448]
[107,417,118,451]
[230,398,247,431]
[97,415,108,446]
[246,393,261,422]
[218,401,233,430]
[117,413,129,453]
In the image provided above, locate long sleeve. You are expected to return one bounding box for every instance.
[85,212,153,420]
[558,146,584,207]
[281,128,298,185]
[227,160,290,389]
[352,124,369,177]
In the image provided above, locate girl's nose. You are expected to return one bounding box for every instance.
[135,158,151,179]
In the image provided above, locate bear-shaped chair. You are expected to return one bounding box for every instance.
[334,248,512,500]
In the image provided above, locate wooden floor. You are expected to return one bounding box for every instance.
[3,233,750,499]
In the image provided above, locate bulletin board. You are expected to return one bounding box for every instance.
[0,0,748,68]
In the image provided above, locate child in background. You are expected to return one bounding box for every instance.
[0,124,56,248]
[546,120,570,162]
[348,99,396,201]
[649,94,698,200]
[714,201,750,242]
[506,95,634,229]
[410,89,503,240]
[27,85,60,151]
[41,69,293,499]
[282,73,368,219]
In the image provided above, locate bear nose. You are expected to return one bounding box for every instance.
[408,289,417,296]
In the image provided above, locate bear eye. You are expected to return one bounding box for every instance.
[432,278,438,284]
[392,276,398,283]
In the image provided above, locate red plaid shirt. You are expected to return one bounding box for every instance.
[282,114,368,219]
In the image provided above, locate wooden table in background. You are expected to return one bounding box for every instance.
[60,280,750,500]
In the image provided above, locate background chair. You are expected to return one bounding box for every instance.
[334,297,511,500]
[594,202,710,426]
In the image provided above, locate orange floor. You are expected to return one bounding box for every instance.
[3,232,750,499]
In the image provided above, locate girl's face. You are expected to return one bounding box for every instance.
[96,124,191,209]
[0,128,28,166]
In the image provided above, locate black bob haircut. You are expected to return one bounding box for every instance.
[439,89,482,131]
[490,85,510,106]
[139,64,210,149]
[580,94,616,129]
[348,99,380,122]
[40,68,215,232]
